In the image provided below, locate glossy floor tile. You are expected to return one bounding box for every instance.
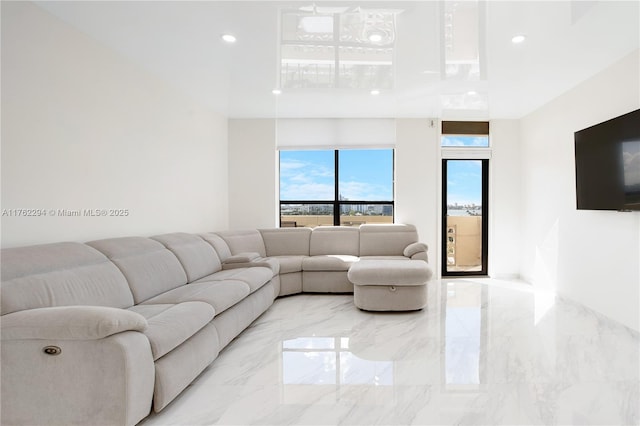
[140,279,640,425]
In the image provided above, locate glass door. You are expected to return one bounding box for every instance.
[442,159,488,276]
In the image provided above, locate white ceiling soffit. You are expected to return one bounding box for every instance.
[34,1,640,119]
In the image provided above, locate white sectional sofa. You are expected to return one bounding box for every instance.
[0,224,432,426]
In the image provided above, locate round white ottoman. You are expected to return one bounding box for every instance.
[347,260,432,311]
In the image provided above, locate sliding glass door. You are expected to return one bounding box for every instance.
[442,159,488,276]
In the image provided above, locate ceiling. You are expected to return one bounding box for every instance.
[34,1,639,119]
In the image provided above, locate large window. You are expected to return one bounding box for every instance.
[441,121,490,276]
[279,149,393,227]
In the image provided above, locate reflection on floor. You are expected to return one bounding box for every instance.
[140,279,639,425]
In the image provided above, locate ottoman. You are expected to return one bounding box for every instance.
[347,260,432,311]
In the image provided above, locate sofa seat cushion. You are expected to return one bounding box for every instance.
[129,302,214,360]
[270,255,306,274]
[348,259,431,286]
[302,255,359,272]
[359,255,409,261]
[141,281,249,317]
[193,267,273,293]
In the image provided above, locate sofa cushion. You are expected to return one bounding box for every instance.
[152,233,222,282]
[194,267,273,293]
[128,302,214,360]
[359,224,419,257]
[1,242,134,315]
[141,281,250,316]
[199,233,233,262]
[302,255,359,271]
[309,226,359,256]
[359,255,409,261]
[348,259,432,286]
[270,255,306,274]
[216,230,267,257]
[87,237,187,304]
[259,228,311,256]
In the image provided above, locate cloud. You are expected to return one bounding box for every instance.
[339,180,392,201]
[280,154,392,201]
[442,136,488,147]
[280,158,335,199]
[280,182,334,200]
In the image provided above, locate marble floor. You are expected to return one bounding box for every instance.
[140,279,639,425]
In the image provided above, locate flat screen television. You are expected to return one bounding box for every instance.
[574,109,640,211]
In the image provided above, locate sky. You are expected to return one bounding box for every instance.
[446,160,482,206]
[280,146,484,205]
[280,149,393,201]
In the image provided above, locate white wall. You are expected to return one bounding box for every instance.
[520,49,640,331]
[489,120,522,278]
[228,119,277,229]
[395,119,440,274]
[1,2,229,248]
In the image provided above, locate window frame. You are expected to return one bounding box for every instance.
[440,121,490,277]
[279,149,394,227]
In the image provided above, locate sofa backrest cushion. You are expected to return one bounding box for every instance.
[199,233,232,262]
[216,230,267,257]
[259,228,311,256]
[87,237,187,304]
[309,226,359,256]
[0,242,134,315]
[151,233,222,282]
[359,224,419,256]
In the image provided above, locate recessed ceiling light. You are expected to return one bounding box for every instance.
[370,89,380,95]
[272,88,282,95]
[221,34,237,43]
[511,34,526,44]
[368,33,383,43]
[467,90,478,95]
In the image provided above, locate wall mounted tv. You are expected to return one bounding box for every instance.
[574,109,640,211]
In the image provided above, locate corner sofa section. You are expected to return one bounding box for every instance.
[1,224,431,426]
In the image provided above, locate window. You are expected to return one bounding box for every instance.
[441,121,489,147]
[279,149,393,227]
[441,121,489,276]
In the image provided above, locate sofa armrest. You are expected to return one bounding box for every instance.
[403,242,428,261]
[1,306,147,341]
[1,330,154,425]
[409,251,429,262]
[222,256,280,275]
[222,252,261,264]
